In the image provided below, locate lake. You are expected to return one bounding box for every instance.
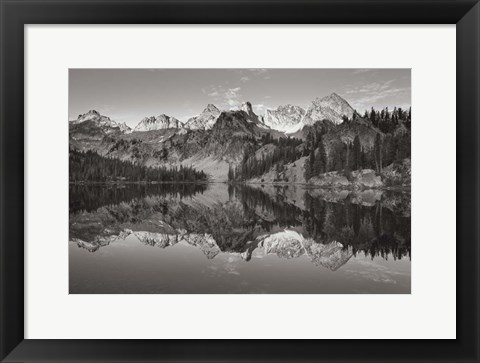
[69,183,411,293]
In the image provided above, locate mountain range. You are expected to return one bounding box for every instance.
[69,92,410,182]
[69,93,355,134]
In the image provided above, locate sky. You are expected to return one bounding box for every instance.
[69,69,411,127]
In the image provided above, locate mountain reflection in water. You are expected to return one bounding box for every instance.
[69,183,411,294]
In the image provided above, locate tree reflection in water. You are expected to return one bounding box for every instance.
[69,183,410,266]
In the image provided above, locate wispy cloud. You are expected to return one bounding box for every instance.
[344,79,410,111]
[351,69,374,75]
[240,76,250,83]
[249,68,268,75]
[248,68,270,79]
[203,85,243,109]
[253,104,268,114]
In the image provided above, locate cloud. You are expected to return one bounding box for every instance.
[204,85,243,109]
[249,68,268,75]
[240,76,250,82]
[344,79,410,111]
[351,69,374,75]
[224,87,242,107]
[253,104,268,114]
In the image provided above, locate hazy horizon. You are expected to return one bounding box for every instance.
[69,68,411,127]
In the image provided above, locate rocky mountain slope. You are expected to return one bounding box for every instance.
[70,104,282,181]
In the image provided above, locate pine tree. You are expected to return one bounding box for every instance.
[374,133,383,173]
[312,140,327,175]
[352,135,362,170]
[370,107,377,127]
[309,148,315,177]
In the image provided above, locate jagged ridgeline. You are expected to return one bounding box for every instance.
[69,94,411,186]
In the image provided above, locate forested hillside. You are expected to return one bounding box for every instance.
[230,106,411,186]
[69,150,207,183]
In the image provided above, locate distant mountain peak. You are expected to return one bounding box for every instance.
[204,104,219,113]
[71,109,128,132]
[74,109,102,122]
[313,92,343,104]
[185,104,221,130]
[134,114,183,132]
[304,93,355,126]
[118,122,132,134]
[82,109,100,116]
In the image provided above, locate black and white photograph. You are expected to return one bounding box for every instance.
[69,68,411,294]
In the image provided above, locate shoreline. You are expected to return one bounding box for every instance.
[69,180,410,192]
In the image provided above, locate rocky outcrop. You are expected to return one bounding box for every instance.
[309,169,383,189]
[382,159,411,187]
[240,101,259,122]
[309,172,350,188]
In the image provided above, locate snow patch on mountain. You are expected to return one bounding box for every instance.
[263,104,306,133]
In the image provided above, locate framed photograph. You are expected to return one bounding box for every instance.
[1,0,478,362]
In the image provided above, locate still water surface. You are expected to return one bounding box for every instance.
[69,183,411,294]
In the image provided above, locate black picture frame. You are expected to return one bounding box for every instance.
[1,0,478,362]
